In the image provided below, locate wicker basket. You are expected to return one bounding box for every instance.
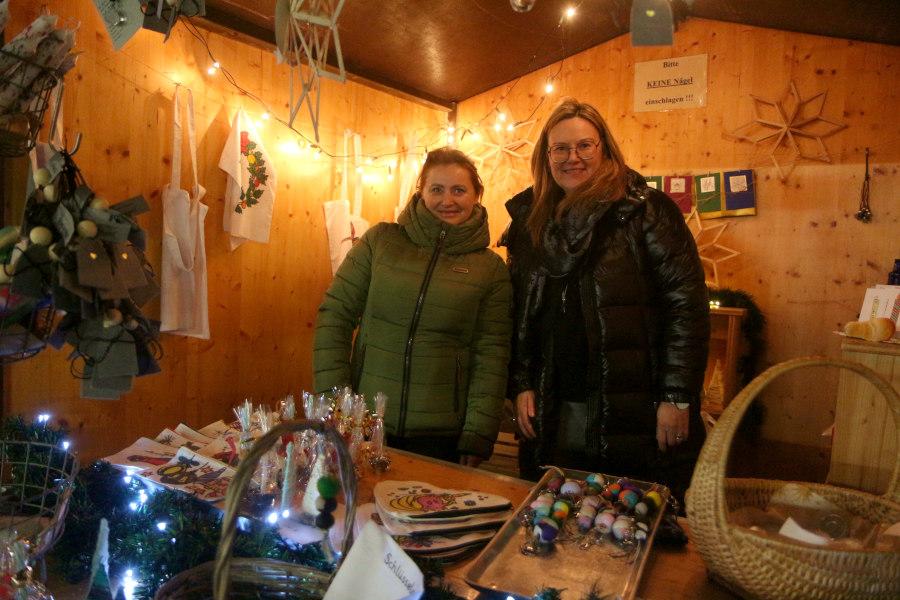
[686,356,900,600]
[0,438,79,560]
[153,420,357,600]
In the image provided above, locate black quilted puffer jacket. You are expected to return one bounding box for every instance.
[500,171,710,484]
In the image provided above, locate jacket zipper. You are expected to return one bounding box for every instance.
[397,227,447,436]
[454,353,461,413]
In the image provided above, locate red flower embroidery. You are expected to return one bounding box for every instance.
[240,131,249,154]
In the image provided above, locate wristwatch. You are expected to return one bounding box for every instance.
[662,391,691,410]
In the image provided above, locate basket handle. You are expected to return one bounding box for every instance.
[213,420,358,600]
[689,356,900,534]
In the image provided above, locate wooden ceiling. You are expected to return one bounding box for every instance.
[202,0,900,108]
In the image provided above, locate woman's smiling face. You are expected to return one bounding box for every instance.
[420,164,479,225]
[547,117,603,195]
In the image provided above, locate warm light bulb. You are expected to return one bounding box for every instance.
[447,125,456,134]
[472,131,482,141]
[506,123,514,131]
[565,6,576,18]
[206,66,216,75]
[213,61,221,69]
[545,81,554,94]
[355,165,363,174]
[365,157,373,165]
[494,123,502,132]
[498,112,507,122]
[262,112,270,120]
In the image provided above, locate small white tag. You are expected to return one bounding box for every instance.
[700,176,716,194]
[669,178,685,193]
[729,174,748,192]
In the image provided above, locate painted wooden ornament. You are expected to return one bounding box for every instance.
[28,226,53,246]
[76,220,98,238]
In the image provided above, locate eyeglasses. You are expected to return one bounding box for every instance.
[547,139,601,164]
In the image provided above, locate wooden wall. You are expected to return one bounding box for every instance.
[455,18,899,447]
[3,6,898,460]
[2,1,446,459]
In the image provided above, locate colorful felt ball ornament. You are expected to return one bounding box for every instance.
[644,491,663,510]
[535,516,559,543]
[316,474,340,499]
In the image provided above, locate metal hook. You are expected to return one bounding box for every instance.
[47,80,83,156]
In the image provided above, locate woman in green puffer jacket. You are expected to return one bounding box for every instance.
[313,148,512,467]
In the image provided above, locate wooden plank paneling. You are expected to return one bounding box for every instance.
[456,18,899,446]
[2,1,446,459]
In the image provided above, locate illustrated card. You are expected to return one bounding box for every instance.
[102,437,176,470]
[174,423,214,445]
[154,428,207,452]
[197,419,239,438]
[138,447,235,502]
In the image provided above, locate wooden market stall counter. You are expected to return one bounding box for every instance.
[371,450,738,600]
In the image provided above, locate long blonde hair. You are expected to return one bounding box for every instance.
[527,98,628,246]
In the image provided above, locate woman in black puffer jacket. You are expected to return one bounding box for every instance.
[500,98,709,504]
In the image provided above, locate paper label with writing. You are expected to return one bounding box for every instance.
[634,54,708,112]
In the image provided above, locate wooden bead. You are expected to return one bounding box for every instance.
[77,220,98,238]
[90,197,110,211]
[28,226,53,246]
[314,511,335,529]
[42,184,57,202]
[33,168,51,187]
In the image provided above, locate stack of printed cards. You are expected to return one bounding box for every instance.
[103,419,243,501]
[373,481,512,559]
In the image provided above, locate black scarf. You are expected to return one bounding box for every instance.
[540,198,614,277]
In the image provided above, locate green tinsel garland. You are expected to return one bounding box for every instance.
[0,417,618,600]
[52,460,331,599]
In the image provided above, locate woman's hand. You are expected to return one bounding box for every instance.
[515,390,537,439]
[656,402,689,451]
[459,455,482,468]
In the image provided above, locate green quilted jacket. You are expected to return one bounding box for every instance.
[313,196,512,459]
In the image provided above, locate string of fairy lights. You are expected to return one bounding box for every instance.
[177,4,583,181]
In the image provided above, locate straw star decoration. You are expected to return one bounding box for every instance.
[685,209,740,288]
[274,0,347,141]
[726,80,846,181]
[468,110,537,172]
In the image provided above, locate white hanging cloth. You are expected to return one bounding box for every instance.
[219,109,277,250]
[160,86,210,339]
[393,144,419,222]
[323,129,369,275]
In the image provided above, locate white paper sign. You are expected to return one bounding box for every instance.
[729,174,748,192]
[324,521,424,600]
[669,177,686,193]
[634,54,708,112]
[700,176,716,194]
